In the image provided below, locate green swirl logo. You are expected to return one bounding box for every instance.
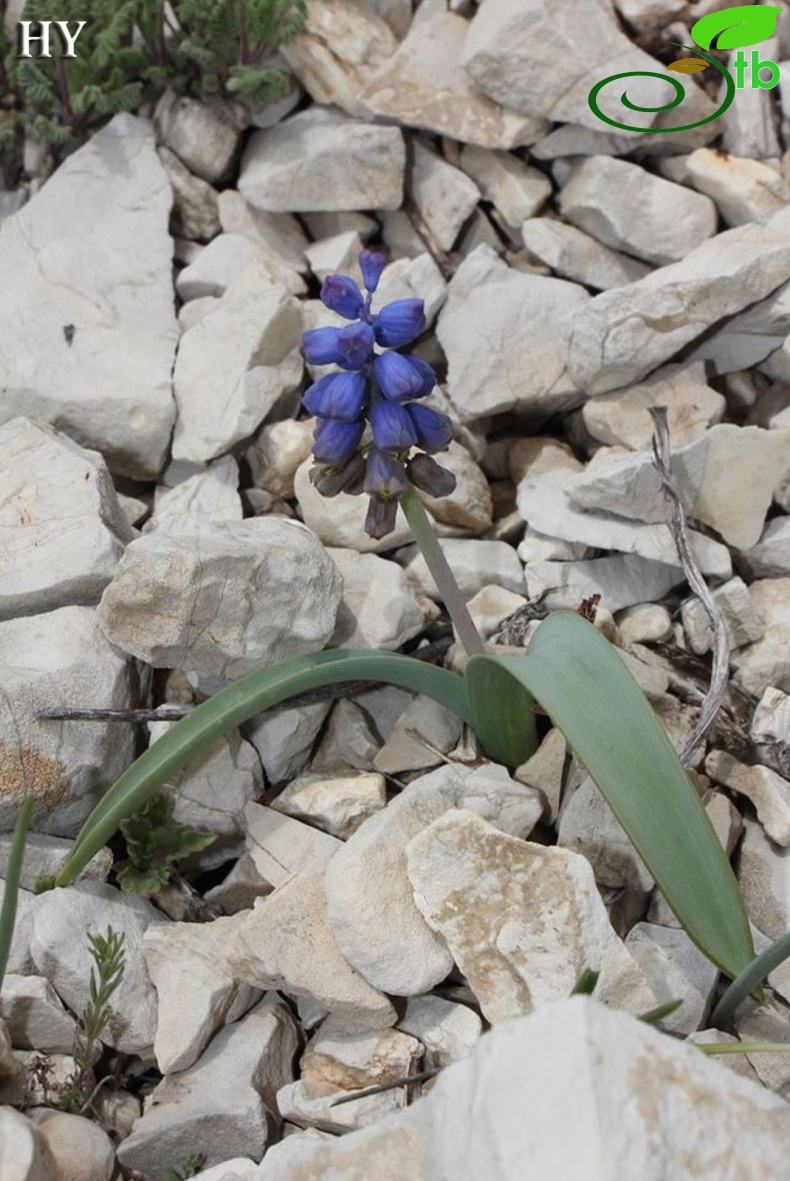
[588,4,782,134]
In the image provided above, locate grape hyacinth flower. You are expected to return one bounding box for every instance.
[301,249,456,539]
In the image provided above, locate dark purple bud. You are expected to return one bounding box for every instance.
[302,372,367,422]
[407,453,457,498]
[373,352,427,403]
[373,299,427,347]
[309,452,366,497]
[364,447,409,500]
[370,399,418,451]
[406,403,453,453]
[302,326,343,366]
[364,495,399,540]
[312,418,364,466]
[359,249,387,293]
[320,273,365,320]
[336,321,375,370]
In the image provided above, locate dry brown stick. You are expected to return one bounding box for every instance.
[649,406,730,765]
[329,1067,440,1106]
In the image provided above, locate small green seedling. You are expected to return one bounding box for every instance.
[116,791,215,897]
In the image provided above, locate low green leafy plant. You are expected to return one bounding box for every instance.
[1,0,306,154]
[115,791,215,896]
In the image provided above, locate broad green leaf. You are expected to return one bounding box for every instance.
[54,649,471,888]
[465,654,538,767]
[467,612,755,980]
[691,4,781,50]
[0,797,34,991]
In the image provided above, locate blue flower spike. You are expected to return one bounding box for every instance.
[301,250,456,538]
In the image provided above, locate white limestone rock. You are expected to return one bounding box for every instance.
[398,994,482,1068]
[305,230,363,284]
[461,0,713,130]
[730,579,790,698]
[217,190,308,276]
[172,265,303,464]
[373,695,464,775]
[437,245,589,422]
[276,1078,407,1134]
[324,762,546,996]
[516,468,731,576]
[271,771,386,840]
[279,0,398,118]
[0,114,178,478]
[706,750,790,848]
[226,867,396,1031]
[0,1108,57,1181]
[664,147,790,226]
[0,606,136,837]
[243,802,342,889]
[158,145,220,242]
[581,361,725,450]
[244,700,333,785]
[360,7,545,148]
[559,156,717,266]
[681,577,764,656]
[624,923,719,1035]
[98,517,342,680]
[414,441,493,533]
[410,141,480,253]
[247,418,313,499]
[310,699,381,774]
[525,553,689,613]
[397,537,525,600]
[616,603,673,647]
[176,233,306,301]
[144,913,261,1073]
[116,995,298,1176]
[739,516,790,579]
[566,425,790,551]
[568,216,790,394]
[375,253,447,327]
[751,687,790,778]
[294,457,413,554]
[29,882,163,1056]
[0,974,77,1054]
[460,146,551,229]
[465,585,527,639]
[737,816,790,939]
[614,0,687,30]
[522,217,650,292]
[28,1110,114,1181]
[145,457,242,535]
[514,727,567,824]
[557,774,654,893]
[327,548,425,651]
[689,278,790,376]
[239,108,404,213]
[406,810,655,1023]
[301,1015,422,1091]
[154,92,241,183]
[0,418,134,620]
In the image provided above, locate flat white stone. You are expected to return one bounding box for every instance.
[301,1014,422,1092]
[276,1078,407,1135]
[681,577,764,655]
[144,913,262,1073]
[304,230,363,284]
[398,994,482,1068]
[581,362,725,450]
[28,1110,114,1181]
[98,517,342,680]
[0,883,34,974]
[397,537,525,600]
[326,548,425,651]
[311,699,381,775]
[568,217,790,394]
[175,233,305,301]
[559,156,717,266]
[406,810,654,1023]
[294,457,413,554]
[0,114,178,478]
[515,727,567,824]
[244,700,333,785]
[689,278,790,376]
[522,217,650,291]
[247,418,313,498]
[324,762,548,996]
[239,108,405,213]
[116,996,298,1176]
[0,974,77,1054]
[172,265,303,464]
[376,253,447,327]
[437,245,588,422]
[243,802,341,888]
[410,141,480,252]
[557,774,654,893]
[624,923,719,1034]
[751,687,790,775]
[0,418,133,620]
[737,817,790,939]
[0,1108,57,1181]
[373,695,464,775]
[154,92,241,183]
[360,8,545,148]
[226,868,396,1030]
[217,191,308,274]
[158,145,220,242]
[145,457,242,535]
[524,553,690,613]
[460,146,551,231]
[271,771,386,840]
[731,579,790,698]
[566,425,790,551]
[739,516,790,579]
[664,147,790,226]
[0,606,136,836]
[706,750,790,848]
[29,882,163,1056]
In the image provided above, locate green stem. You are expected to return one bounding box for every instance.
[401,487,486,658]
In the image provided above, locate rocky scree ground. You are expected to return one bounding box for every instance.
[2,0,790,1178]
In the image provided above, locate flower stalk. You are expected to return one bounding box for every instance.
[400,487,486,658]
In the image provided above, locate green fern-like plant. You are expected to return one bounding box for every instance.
[115,791,215,896]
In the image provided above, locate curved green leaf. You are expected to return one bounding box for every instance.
[691,4,781,50]
[711,930,790,1027]
[0,797,34,991]
[465,655,539,767]
[467,612,755,980]
[54,649,470,888]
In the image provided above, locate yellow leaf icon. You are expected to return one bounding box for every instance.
[667,58,708,73]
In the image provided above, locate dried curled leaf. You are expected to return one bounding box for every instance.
[667,58,709,73]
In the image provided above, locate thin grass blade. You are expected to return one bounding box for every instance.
[0,796,34,990]
[711,931,790,1028]
[467,611,755,980]
[54,649,470,888]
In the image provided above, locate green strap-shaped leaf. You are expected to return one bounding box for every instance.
[0,797,34,991]
[54,649,471,888]
[691,4,782,50]
[465,653,539,767]
[466,612,755,980]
